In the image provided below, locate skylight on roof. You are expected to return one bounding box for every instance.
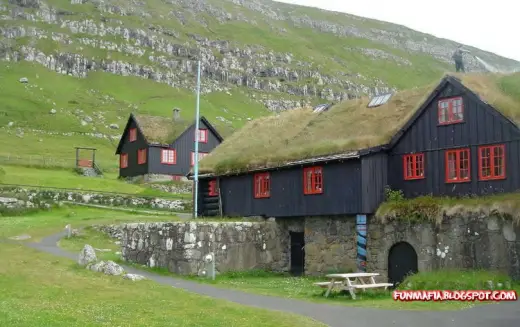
[367,93,393,108]
[313,104,331,113]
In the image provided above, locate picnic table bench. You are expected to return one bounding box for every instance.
[314,272,393,299]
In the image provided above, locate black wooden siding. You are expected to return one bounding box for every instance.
[118,119,149,177]
[361,153,388,213]
[146,119,222,176]
[389,81,520,198]
[212,160,363,218]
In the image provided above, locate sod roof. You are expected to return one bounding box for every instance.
[197,72,520,175]
[133,114,192,144]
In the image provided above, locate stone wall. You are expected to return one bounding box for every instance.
[367,214,520,281]
[0,187,189,211]
[303,217,357,275]
[120,221,289,275]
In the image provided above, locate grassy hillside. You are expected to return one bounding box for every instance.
[1,0,518,172]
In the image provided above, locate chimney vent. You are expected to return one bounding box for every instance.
[173,108,180,121]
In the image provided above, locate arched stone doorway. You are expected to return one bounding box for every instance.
[388,242,418,287]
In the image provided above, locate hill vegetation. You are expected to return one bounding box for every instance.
[0,0,518,171]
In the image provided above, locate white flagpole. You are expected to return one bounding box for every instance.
[193,60,201,218]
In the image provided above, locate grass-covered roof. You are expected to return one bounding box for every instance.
[198,72,520,175]
[133,114,192,144]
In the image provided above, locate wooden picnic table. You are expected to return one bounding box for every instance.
[314,272,393,299]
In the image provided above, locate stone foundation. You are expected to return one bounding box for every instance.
[117,214,520,280]
[121,221,289,275]
[367,214,520,281]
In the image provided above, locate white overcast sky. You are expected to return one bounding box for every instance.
[276,0,520,62]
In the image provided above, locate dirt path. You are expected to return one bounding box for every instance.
[23,231,520,327]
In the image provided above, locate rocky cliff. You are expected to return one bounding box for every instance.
[2,0,518,114]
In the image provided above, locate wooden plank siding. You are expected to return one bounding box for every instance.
[361,153,388,213]
[209,160,363,218]
[388,80,520,198]
[118,119,149,177]
[148,119,222,176]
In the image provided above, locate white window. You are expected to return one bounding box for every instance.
[196,129,208,143]
[161,149,176,165]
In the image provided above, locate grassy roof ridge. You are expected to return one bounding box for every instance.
[198,72,520,175]
[134,114,192,144]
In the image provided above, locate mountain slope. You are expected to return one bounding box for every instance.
[0,0,519,170]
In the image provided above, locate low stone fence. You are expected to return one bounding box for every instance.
[0,187,189,212]
[119,221,289,275]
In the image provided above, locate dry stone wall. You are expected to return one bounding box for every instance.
[367,214,520,281]
[120,221,289,275]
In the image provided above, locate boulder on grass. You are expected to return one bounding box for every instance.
[103,261,124,276]
[123,273,146,281]
[78,244,97,267]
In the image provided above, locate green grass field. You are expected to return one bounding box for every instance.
[0,207,324,327]
[0,165,191,199]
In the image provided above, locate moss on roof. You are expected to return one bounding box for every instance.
[133,114,192,144]
[198,72,520,175]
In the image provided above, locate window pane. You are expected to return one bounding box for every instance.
[448,153,456,179]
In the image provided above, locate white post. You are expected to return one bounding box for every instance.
[193,60,201,219]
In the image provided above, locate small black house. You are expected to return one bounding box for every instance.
[115,109,223,181]
[188,73,520,217]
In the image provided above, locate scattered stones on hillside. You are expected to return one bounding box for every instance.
[0,187,189,211]
[109,123,119,129]
[78,244,97,266]
[89,260,125,276]
[123,273,146,281]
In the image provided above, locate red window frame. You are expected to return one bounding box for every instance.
[303,166,323,195]
[191,152,208,166]
[445,148,470,183]
[478,144,506,181]
[254,173,270,199]
[137,148,147,164]
[160,149,176,165]
[129,128,137,142]
[197,129,208,143]
[403,153,425,180]
[120,153,128,168]
[438,97,464,125]
[208,180,218,196]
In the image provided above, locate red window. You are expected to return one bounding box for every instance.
[445,148,470,183]
[208,180,218,196]
[478,144,505,181]
[254,173,270,198]
[120,153,128,168]
[137,148,147,164]
[196,129,208,143]
[191,152,208,166]
[303,166,323,195]
[438,97,464,125]
[129,128,137,142]
[403,153,425,180]
[161,149,176,165]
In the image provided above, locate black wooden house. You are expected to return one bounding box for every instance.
[188,73,520,217]
[115,109,223,180]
